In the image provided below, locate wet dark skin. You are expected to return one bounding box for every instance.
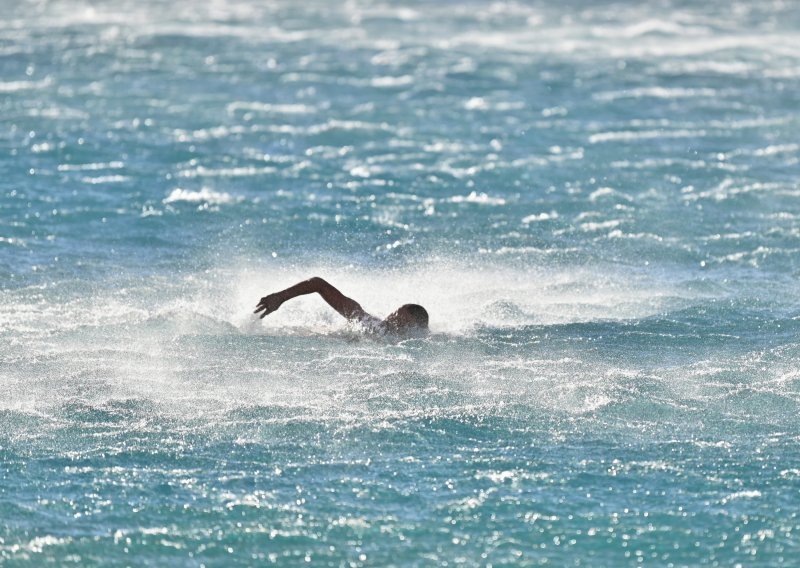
[255,277,428,334]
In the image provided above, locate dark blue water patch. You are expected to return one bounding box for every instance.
[480,301,800,360]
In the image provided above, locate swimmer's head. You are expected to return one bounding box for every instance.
[384,304,429,333]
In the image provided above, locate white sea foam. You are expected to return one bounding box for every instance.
[589,187,633,202]
[0,78,52,92]
[721,490,762,503]
[591,18,710,38]
[226,101,317,115]
[593,87,718,102]
[580,219,622,232]
[752,144,799,157]
[370,75,414,87]
[163,187,242,205]
[522,212,558,223]
[81,175,129,184]
[58,161,125,171]
[177,165,277,178]
[589,129,707,144]
[447,191,506,206]
[658,60,757,76]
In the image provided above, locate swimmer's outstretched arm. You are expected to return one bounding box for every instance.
[254,277,369,321]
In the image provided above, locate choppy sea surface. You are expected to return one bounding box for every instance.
[2,0,800,564]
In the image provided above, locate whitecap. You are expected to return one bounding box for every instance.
[580,219,622,232]
[370,75,414,87]
[593,87,718,102]
[522,212,559,223]
[163,187,242,205]
[589,129,707,143]
[81,175,129,184]
[177,165,277,178]
[226,101,317,115]
[589,187,632,202]
[721,490,762,503]
[448,191,506,205]
[592,18,710,39]
[0,78,52,93]
[57,161,125,172]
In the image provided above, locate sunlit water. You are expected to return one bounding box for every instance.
[2,0,800,564]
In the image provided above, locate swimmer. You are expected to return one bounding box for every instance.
[255,276,428,334]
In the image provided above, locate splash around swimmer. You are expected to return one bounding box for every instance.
[255,276,429,335]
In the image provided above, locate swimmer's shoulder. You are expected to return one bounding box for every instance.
[355,313,387,334]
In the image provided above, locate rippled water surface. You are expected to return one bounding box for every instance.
[2,0,800,564]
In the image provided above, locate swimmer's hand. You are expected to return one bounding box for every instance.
[254,292,284,318]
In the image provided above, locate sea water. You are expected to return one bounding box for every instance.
[2,0,800,565]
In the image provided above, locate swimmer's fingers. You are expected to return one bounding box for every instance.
[253,304,272,318]
[254,294,282,318]
[253,300,272,316]
[257,305,275,319]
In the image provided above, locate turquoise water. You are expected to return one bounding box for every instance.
[2,0,800,564]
